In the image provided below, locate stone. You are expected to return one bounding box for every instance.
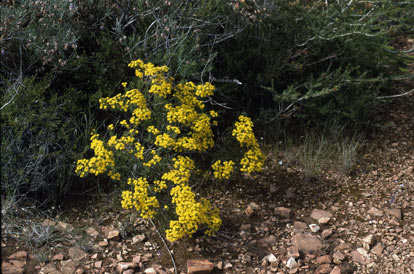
[286,257,298,269]
[144,267,157,274]
[310,209,332,224]
[362,234,376,250]
[98,240,108,247]
[52,253,64,261]
[321,229,332,238]
[61,260,78,274]
[316,255,331,264]
[132,234,145,244]
[123,270,135,274]
[223,261,233,270]
[351,249,372,265]
[334,243,352,251]
[309,224,320,233]
[187,259,214,274]
[248,202,260,210]
[357,247,369,257]
[117,262,134,273]
[107,230,120,241]
[10,260,26,269]
[56,222,72,232]
[292,233,323,253]
[39,263,60,274]
[332,251,345,264]
[267,254,279,267]
[370,243,383,256]
[315,264,332,274]
[215,261,223,270]
[86,227,99,238]
[94,261,102,269]
[132,255,141,265]
[68,247,86,261]
[2,261,24,274]
[274,207,292,218]
[384,208,402,219]
[8,251,27,260]
[293,221,308,232]
[330,266,341,274]
[244,206,254,217]
[367,207,383,217]
[392,254,400,262]
[259,235,278,247]
[287,246,300,258]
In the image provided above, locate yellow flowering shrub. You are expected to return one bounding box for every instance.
[76,59,265,241]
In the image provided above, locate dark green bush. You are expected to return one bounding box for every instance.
[0,0,248,204]
[1,0,412,206]
[215,0,413,125]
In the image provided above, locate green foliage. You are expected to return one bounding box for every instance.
[215,0,413,123]
[0,76,104,204]
[1,0,412,208]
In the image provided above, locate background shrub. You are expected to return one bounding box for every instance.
[1,0,412,206]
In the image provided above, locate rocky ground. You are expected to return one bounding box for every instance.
[2,43,413,274]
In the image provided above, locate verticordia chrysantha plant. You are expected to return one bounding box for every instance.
[75,59,265,241]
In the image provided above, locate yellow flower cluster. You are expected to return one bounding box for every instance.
[211,160,235,179]
[232,115,266,174]
[162,156,221,241]
[121,177,159,219]
[195,82,215,98]
[75,133,115,178]
[76,59,264,242]
[143,150,162,167]
[107,135,134,151]
[99,88,151,125]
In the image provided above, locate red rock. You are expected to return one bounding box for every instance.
[293,221,308,232]
[351,249,372,265]
[68,247,86,261]
[94,261,102,268]
[370,243,383,256]
[2,261,24,274]
[315,264,332,274]
[52,253,64,261]
[8,251,27,260]
[384,208,402,219]
[244,206,254,217]
[292,233,323,253]
[258,235,278,247]
[98,241,108,247]
[287,246,300,258]
[107,230,120,241]
[316,255,331,264]
[334,243,352,251]
[321,229,332,238]
[9,260,26,269]
[332,251,345,264]
[330,266,341,274]
[187,259,214,274]
[310,209,332,224]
